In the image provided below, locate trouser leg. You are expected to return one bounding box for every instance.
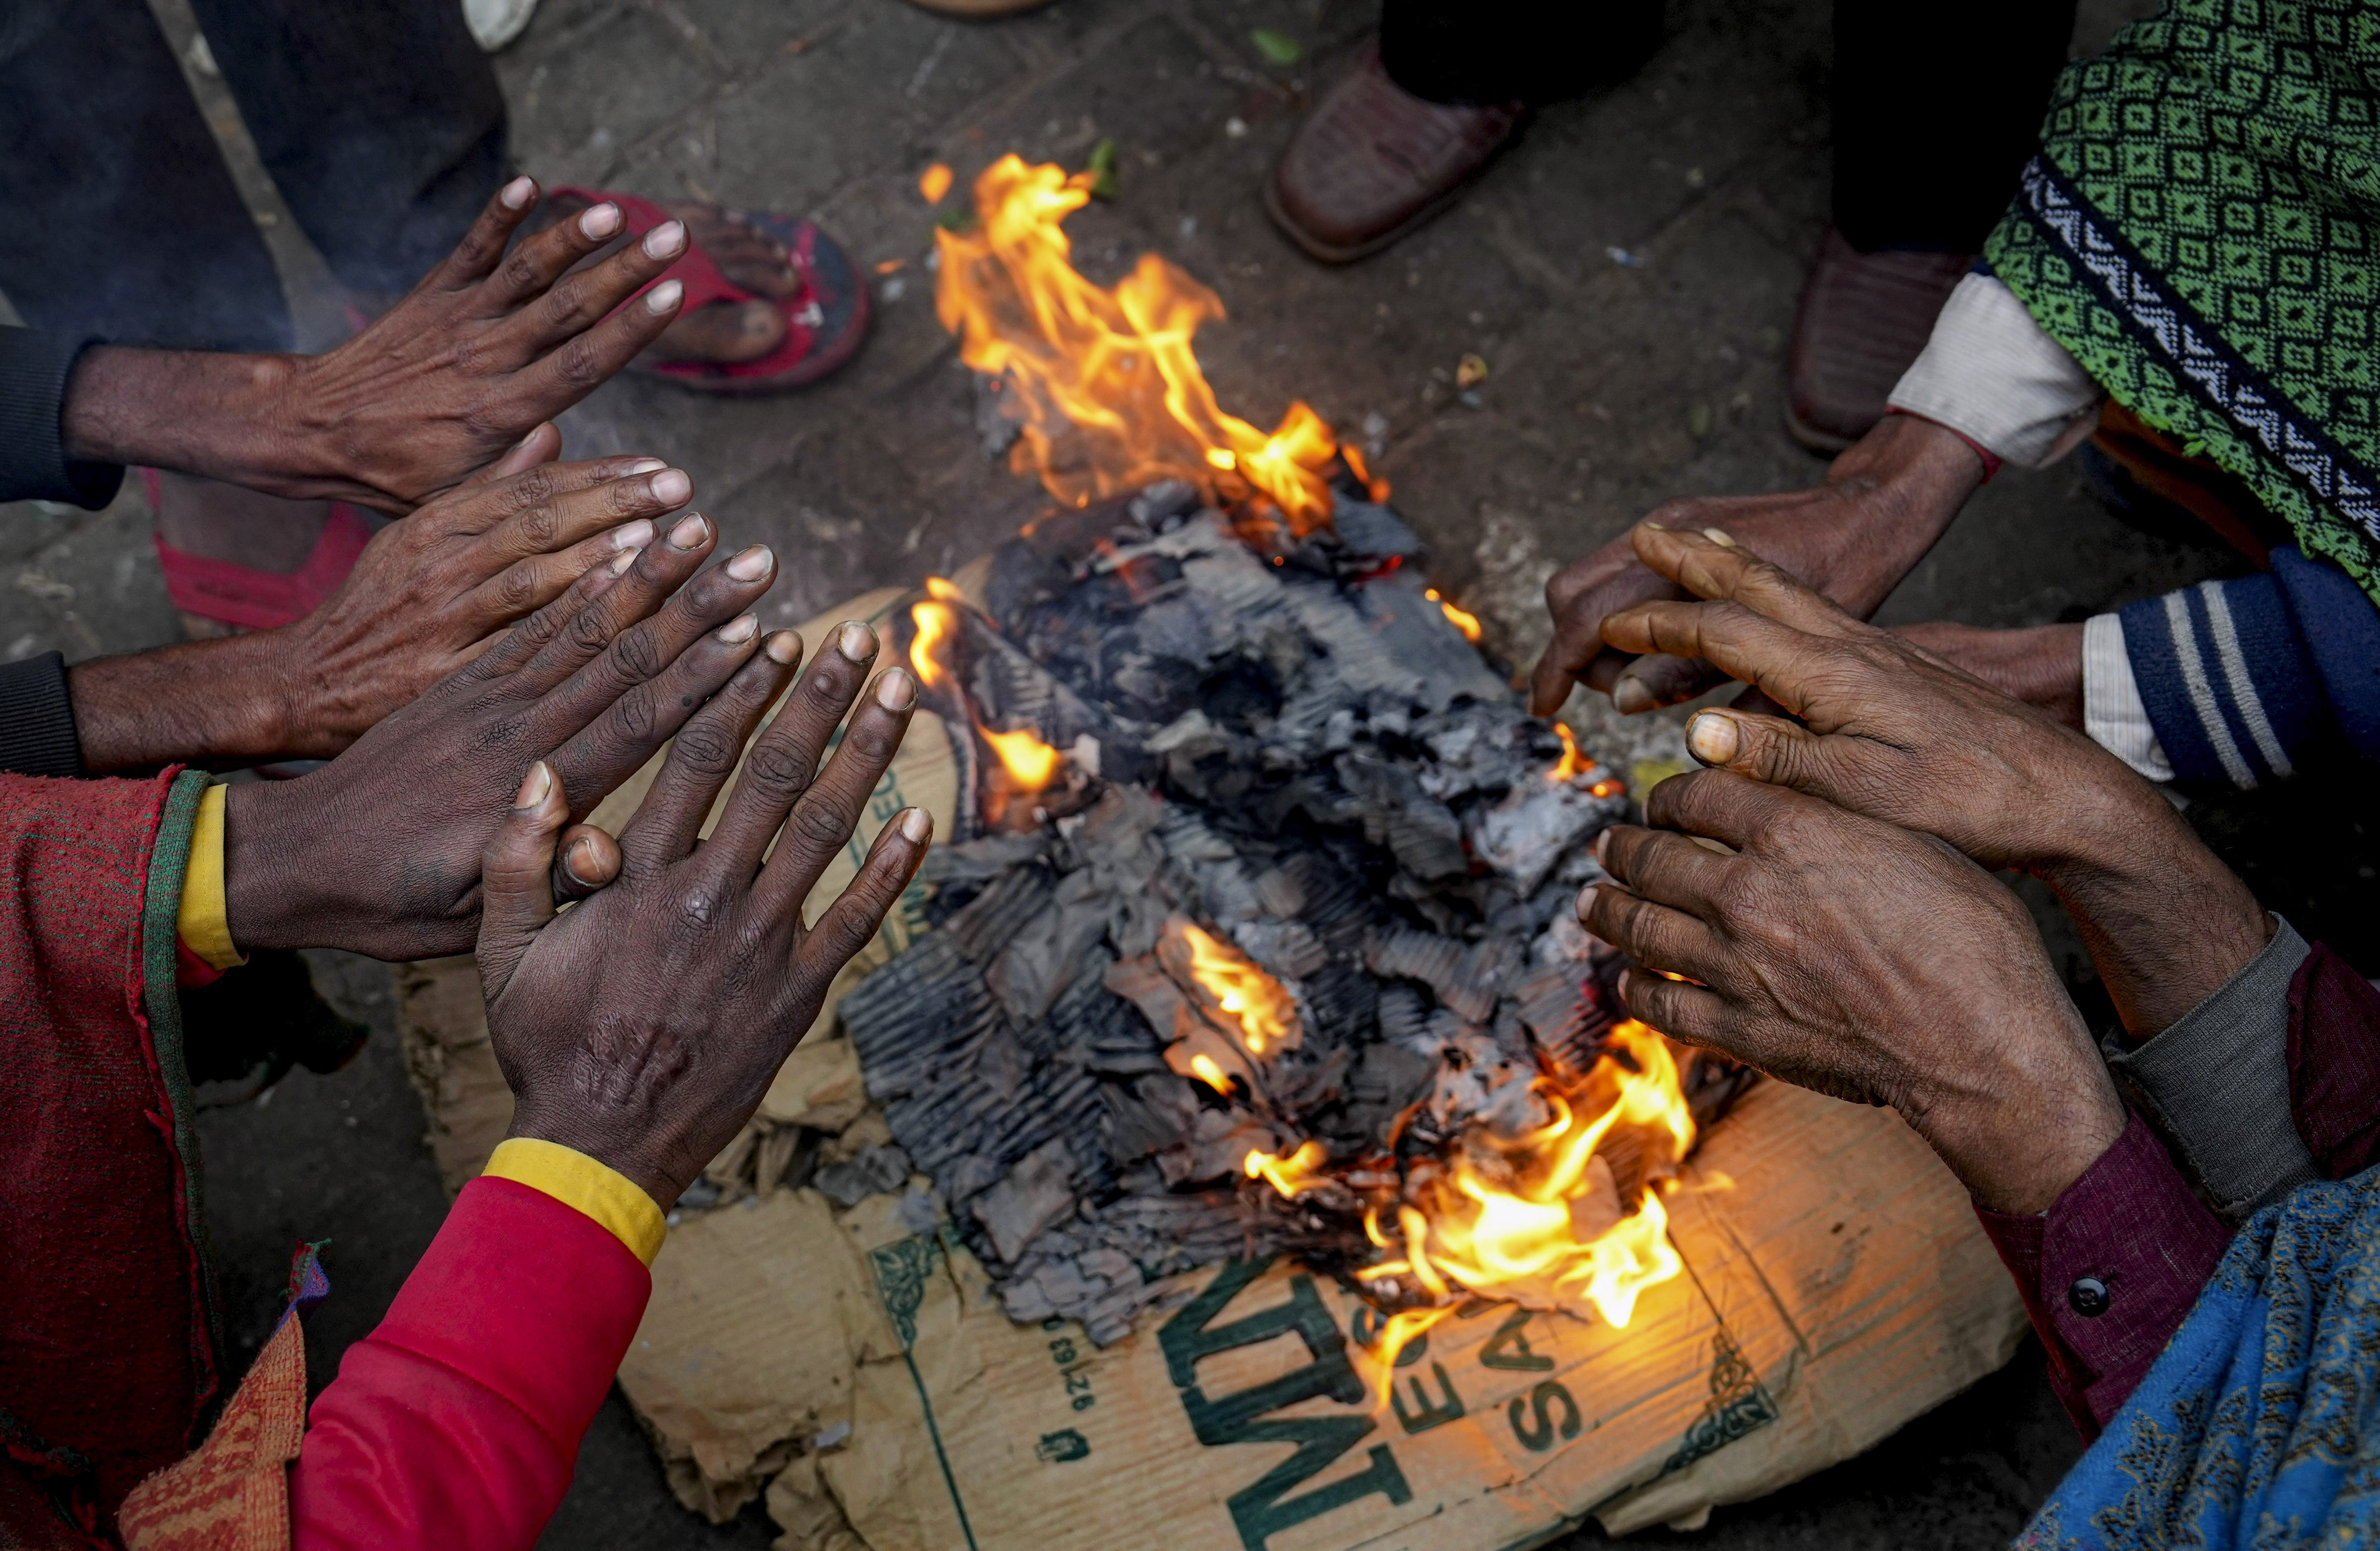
[186,0,507,298]
[0,0,291,351]
[1830,0,2079,252]
[1378,0,1641,108]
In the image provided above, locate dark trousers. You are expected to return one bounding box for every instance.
[0,0,505,354]
[1379,0,2080,254]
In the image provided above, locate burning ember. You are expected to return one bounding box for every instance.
[1425,588,1482,644]
[1176,922,1299,1058]
[936,155,1343,532]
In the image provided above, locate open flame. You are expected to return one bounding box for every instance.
[1424,588,1483,644]
[1243,1021,1696,1393]
[1548,723,1593,782]
[909,576,1071,804]
[1177,923,1300,1057]
[983,726,1062,792]
[935,155,1343,533]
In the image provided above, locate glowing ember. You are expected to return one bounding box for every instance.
[1243,1140,1329,1197]
[984,725,1063,792]
[1189,1053,1233,1094]
[1548,722,1595,783]
[909,593,959,690]
[918,163,953,203]
[1425,588,1483,643]
[1178,923,1299,1056]
[934,155,1343,532]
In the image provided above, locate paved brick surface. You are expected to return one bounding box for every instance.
[14,0,2369,1546]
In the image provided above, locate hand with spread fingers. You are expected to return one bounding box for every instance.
[1581,770,2126,1215]
[475,627,930,1210]
[1599,521,2270,1038]
[1528,412,1985,718]
[60,177,691,515]
[221,509,792,961]
[69,450,703,772]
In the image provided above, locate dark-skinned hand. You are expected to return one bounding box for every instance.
[222,509,787,961]
[61,177,690,515]
[1528,412,1985,718]
[1890,619,2086,728]
[69,449,701,772]
[1600,522,2270,1038]
[1582,769,2125,1215]
[475,633,929,1210]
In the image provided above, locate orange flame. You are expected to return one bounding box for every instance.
[910,594,958,691]
[1549,723,1595,783]
[934,155,1341,533]
[1189,1053,1233,1094]
[983,726,1062,792]
[1244,1140,1329,1197]
[1425,588,1482,643]
[1178,923,1298,1056]
[919,163,954,203]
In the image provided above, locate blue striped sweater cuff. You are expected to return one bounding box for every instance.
[2118,575,2321,789]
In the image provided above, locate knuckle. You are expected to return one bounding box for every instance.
[609,625,664,683]
[791,799,853,851]
[499,248,544,292]
[555,336,605,388]
[610,682,657,741]
[493,562,541,611]
[671,721,739,776]
[565,606,615,656]
[745,740,813,794]
[676,886,724,930]
[514,502,561,550]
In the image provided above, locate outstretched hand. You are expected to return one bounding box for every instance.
[222,508,787,961]
[1602,521,2270,1037]
[1582,770,2124,1214]
[63,178,690,514]
[476,630,929,1210]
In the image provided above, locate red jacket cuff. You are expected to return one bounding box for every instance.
[291,1176,652,1551]
[2287,942,2380,1179]
[1972,1110,2230,1437]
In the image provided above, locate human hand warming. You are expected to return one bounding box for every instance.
[1582,770,2126,1214]
[1600,522,2269,1038]
[69,448,702,772]
[220,508,788,961]
[474,633,928,1210]
[1527,413,1984,717]
[60,177,689,514]
[1889,620,2085,728]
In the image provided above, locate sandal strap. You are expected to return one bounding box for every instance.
[547,185,814,316]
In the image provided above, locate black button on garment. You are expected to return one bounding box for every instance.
[2069,1276,2111,1317]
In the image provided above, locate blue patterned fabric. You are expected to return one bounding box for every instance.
[2017,1167,2380,1549]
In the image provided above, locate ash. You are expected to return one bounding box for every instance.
[841,479,1743,1345]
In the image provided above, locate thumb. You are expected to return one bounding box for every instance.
[1683,708,1834,795]
[479,760,567,999]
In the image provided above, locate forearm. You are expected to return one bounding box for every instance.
[66,632,297,774]
[1809,411,1985,614]
[59,345,320,500]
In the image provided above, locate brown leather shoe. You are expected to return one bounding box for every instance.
[1266,44,1523,264]
[1784,227,1975,453]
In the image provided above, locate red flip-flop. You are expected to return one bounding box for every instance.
[144,469,375,633]
[550,187,873,397]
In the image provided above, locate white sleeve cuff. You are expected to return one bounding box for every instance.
[2083,612,2175,782]
[1887,273,2106,468]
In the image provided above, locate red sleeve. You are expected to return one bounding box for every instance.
[1971,1110,2231,1438]
[2286,942,2380,1179]
[289,1176,651,1551]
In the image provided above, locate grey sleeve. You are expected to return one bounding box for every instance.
[0,327,124,509]
[2103,915,2317,1224]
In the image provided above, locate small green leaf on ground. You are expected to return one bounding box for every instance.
[1251,28,1304,66]
[936,207,979,233]
[1085,137,1120,201]
[1687,404,1714,438]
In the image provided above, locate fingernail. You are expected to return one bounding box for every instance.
[1687,711,1738,765]
[1641,520,1666,531]
[1594,828,1613,864]
[514,426,545,452]
[876,667,917,710]
[726,544,774,581]
[669,513,709,549]
[513,761,552,809]
[650,469,692,506]
[645,278,684,315]
[625,457,665,474]
[562,837,597,884]
[837,620,878,661]
[899,807,933,843]
[718,613,759,644]
[1613,677,1653,714]
[643,220,687,260]
[1702,528,1738,547]
[1615,968,1634,1000]
[608,547,638,576]
[581,202,623,239]
[500,176,536,210]
[611,519,654,551]
[765,630,803,664]
[1575,883,1598,920]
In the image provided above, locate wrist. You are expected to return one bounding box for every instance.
[66,629,298,774]
[62,347,313,497]
[1812,415,1984,615]
[504,1105,692,1213]
[221,778,336,952]
[1923,1073,2127,1216]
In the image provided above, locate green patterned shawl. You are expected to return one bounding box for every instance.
[1984,0,2380,603]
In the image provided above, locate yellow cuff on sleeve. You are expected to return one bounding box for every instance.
[178,784,246,972]
[482,1137,668,1266]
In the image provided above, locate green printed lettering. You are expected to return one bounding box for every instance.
[1507,1379,1583,1453]
[1478,1307,1555,1372]
[1389,1363,1465,1435]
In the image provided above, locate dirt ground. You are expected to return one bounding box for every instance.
[8,0,2378,1546]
